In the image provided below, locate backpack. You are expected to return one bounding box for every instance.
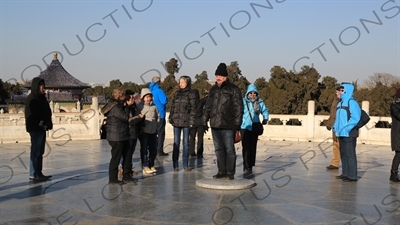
[337,99,370,129]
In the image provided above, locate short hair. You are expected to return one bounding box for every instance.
[112,88,126,100]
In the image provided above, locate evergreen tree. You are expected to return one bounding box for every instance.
[192,71,212,99]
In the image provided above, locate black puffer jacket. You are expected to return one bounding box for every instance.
[101,99,129,142]
[391,97,400,151]
[25,77,53,132]
[169,87,198,127]
[204,80,243,130]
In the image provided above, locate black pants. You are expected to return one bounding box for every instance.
[108,140,129,182]
[156,118,166,154]
[392,151,400,171]
[189,125,205,156]
[240,129,259,170]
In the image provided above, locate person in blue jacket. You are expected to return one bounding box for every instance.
[149,76,169,156]
[333,83,361,182]
[240,84,269,173]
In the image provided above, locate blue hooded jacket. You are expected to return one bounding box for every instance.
[149,81,168,119]
[333,83,361,137]
[241,84,269,131]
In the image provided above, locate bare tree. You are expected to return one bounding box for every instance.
[364,73,400,88]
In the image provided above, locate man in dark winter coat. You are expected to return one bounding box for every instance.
[390,88,400,182]
[203,63,243,180]
[25,77,53,181]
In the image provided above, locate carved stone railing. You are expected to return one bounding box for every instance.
[0,100,392,145]
[0,97,101,144]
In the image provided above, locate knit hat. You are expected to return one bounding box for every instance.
[396,88,400,98]
[152,76,160,83]
[215,63,228,77]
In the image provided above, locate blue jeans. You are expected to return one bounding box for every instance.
[172,127,189,169]
[29,130,46,177]
[339,137,357,179]
[29,159,34,177]
[211,129,236,175]
[139,133,157,168]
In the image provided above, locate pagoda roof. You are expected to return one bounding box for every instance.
[24,53,90,89]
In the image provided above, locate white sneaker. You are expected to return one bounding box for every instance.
[143,167,153,174]
[150,167,157,173]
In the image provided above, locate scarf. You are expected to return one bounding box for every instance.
[248,96,260,114]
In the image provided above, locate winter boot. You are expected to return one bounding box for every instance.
[390,170,400,182]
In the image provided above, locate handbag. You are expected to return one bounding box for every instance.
[234,130,242,143]
[246,102,264,136]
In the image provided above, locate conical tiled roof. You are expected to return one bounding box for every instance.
[24,53,90,89]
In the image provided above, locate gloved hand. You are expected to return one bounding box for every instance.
[326,126,331,131]
[168,118,174,125]
[262,119,268,125]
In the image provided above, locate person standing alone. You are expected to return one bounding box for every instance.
[25,77,53,181]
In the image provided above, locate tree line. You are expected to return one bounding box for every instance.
[1,58,399,117]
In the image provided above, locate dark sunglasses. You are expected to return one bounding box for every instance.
[249,92,257,95]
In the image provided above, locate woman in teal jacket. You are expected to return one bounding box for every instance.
[240,84,269,173]
[332,83,361,182]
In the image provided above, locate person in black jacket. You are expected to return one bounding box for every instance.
[118,90,144,177]
[189,90,208,159]
[101,88,137,184]
[390,88,400,182]
[203,63,243,180]
[169,76,197,171]
[25,77,53,181]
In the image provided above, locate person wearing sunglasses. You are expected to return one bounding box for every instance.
[332,83,361,182]
[240,84,269,173]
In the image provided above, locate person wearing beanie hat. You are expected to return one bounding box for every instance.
[390,88,400,182]
[137,88,160,175]
[203,63,243,180]
[215,63,228,77]
[149,77,169,156]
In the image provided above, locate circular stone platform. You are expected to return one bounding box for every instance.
[196,177,256,190]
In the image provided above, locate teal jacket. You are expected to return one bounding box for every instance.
[333,83,361,137]
[241,84,269,131]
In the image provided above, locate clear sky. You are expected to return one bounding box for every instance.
[1,0,399,86]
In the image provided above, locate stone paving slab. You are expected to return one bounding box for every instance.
[0,139,399,225]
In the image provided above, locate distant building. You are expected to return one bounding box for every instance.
[23,52,90,100]
[6,53,96,113]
